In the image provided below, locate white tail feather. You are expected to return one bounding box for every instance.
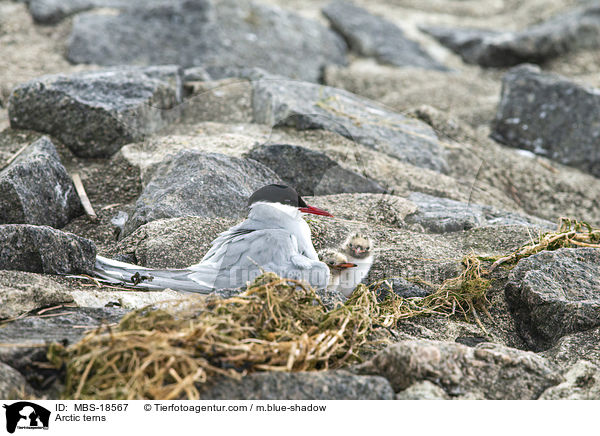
[94,255,214,293]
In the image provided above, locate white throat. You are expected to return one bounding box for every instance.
[249,201,302,221]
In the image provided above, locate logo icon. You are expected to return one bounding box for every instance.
[3,402,50,434]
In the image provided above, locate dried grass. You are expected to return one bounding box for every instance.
[489,217,600,270]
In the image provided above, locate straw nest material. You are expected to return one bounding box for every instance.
[48,218,599,400]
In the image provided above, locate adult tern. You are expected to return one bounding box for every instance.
[94,184,333,292]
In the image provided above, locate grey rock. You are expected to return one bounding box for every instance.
[396,380,450,400]
[0,362,35,399]
[421,5,600,67]
[315,287,346,310]
[541,327,600,369]
[67,0,347,83]
[0,270,74,320]
[539,360,600,400]
[8,66,183,158]
[122,151,281,237]
[506,248,600,351]
[406,191,554,233]
[358,340,562,399]
[251,75,447,173]
[0,136,82,227]
[245,144,385,196]
[365,277,432,302]
[492,65,600,177]
[388,277,431,299]
[0,224,96,274]
[199,370,394,400]
[420,26,510,68]
[322,1,448,71]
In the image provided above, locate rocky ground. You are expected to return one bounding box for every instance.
[1,0,600,400]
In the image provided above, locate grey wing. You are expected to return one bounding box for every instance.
[191,229,299,289]
[199,216,273,264]
[219,229,298,269]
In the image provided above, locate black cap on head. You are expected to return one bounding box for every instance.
[247,184,306,207]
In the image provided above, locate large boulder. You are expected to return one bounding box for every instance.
[122,151,281,237]
[251,74,447,173]
[492,65,600,177]
[0,137,82,227]
[322,1,447,71]
[357,340,562,399]
[66,0,347,83]
[245,144,385,196]
[8,66,183,158]
[199,371,394,400]
[421,5,600,67]
[505,248,600,351]
[0,224,96,275]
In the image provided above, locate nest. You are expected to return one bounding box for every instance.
[48,218,598,400]
[49,274,393,399]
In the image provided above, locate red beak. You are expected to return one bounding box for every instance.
[299,205,333,217]
[334,263,357,269]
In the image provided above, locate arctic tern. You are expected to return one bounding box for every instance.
[94,184,333,292]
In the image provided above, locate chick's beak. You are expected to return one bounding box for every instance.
[299,205,333,217]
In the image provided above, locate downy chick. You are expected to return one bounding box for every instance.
[339,233,374,297]
[319,249,357,293]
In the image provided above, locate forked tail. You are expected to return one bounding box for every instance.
[94,255,214,293]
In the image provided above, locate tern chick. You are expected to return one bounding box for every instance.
[338,232,374,297]
[319,249,357,293]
